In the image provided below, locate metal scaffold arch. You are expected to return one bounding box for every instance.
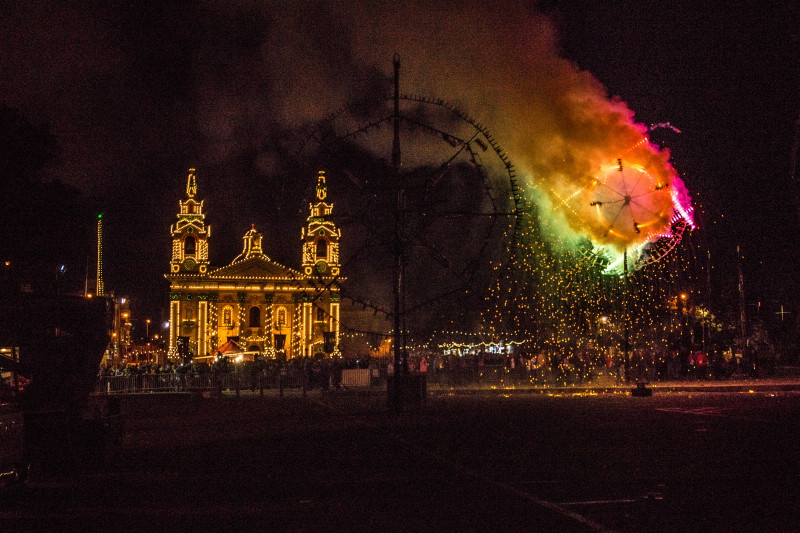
[295,59,522,382]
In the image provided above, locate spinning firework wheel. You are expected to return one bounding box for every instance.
[581,157,694,380]
[299,78,522,340]
[585,158,689,272]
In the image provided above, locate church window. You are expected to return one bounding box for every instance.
[222,306,233,327]
[315,239,328,259]
[249,306,261,328]
[316,307,325,322]
[184,235,196,255]
[185,307,194,321]
[276,307,287,328]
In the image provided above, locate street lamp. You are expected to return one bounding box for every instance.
[145,318,151,339]
[676,292,694,370]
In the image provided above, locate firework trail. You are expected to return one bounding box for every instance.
[649,122,682,133]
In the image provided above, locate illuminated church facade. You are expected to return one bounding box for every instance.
[166,169,342,360]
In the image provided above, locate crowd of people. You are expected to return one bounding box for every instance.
[96,344,782,393]
[352,345,775,387]
[96,354,351,392]
[407,345,779,386]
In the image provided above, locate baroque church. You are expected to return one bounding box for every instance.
[166,168,342,360]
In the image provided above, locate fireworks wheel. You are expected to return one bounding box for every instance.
[583,158,690,273]
[299,90,522,338]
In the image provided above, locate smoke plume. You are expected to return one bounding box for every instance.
[194,0,692,256]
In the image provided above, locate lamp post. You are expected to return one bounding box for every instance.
[120,311,130,364]
[679,292,690,349]
[598,315,609,365]
[145,318,151,339]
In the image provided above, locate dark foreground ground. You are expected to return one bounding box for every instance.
[3,388,800,532]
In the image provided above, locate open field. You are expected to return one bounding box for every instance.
[3,389,799,532]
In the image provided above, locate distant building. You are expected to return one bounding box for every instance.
[166,169,342,361]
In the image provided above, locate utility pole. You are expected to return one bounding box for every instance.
[736,244,747,342]
[704,249,712,351]
[623,248,630,382]
[790,116,800,225]
[391,53,407,412]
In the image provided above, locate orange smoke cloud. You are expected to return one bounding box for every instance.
[196,0,692,253]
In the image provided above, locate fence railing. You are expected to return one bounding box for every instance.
[95,358,778,395]
[94,364,542,395]
[96,369,305,395]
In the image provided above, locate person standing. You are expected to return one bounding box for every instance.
[695,350,708,380]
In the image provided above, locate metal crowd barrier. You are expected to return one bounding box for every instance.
[95,369,311,395]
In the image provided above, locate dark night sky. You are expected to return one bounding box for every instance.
[1,1,798,324]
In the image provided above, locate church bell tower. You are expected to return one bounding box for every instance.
[170,168,211,275]
[302,170,341,278]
